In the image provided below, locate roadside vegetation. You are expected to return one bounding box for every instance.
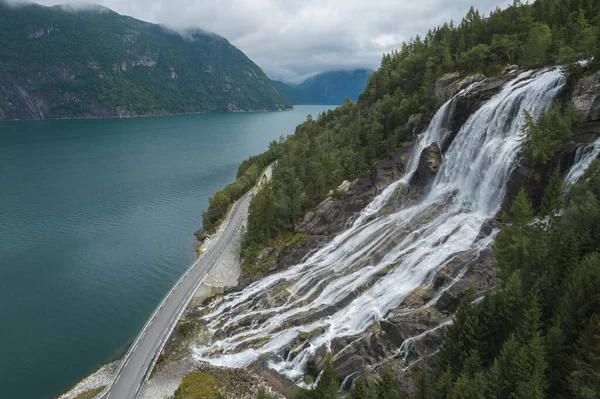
[201,141,281,234]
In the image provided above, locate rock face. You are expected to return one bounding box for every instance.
[411,143,442,196]
[504,120,600,211]
[238,234,329,289]
[297,144,414,235]
[404,113,429,137]
[434,72,485,104]
[572,71,600,123]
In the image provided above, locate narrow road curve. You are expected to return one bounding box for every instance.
[96,182,259,398]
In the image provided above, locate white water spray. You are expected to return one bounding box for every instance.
[564,137,600,185]
[191,69,565,381]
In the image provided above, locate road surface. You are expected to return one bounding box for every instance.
[96,192,253,399]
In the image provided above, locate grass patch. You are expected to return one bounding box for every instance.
[173,371,219,399]
[73,386,105,399]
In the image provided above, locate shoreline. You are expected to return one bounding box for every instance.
[58,164,273,399]
[0,106,294,123]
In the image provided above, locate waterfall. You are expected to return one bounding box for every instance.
[191,69,565,381]
[564,137,600,185]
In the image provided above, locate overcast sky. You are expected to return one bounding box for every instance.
[28,0,506,82]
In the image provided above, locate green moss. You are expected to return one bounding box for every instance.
[173,372,219,399]
[73,387,105,399]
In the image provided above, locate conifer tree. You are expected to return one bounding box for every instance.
[313,356,339,399]
[376,363,399,399]
[411,368,433,399]
[349,376,368,399]
[569,314,600,398]
[494,187,534,280]
[434,367,453,399]
[439,293,480,377]
[541,166,564,219]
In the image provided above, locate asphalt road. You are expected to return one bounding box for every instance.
[97,193,252,399]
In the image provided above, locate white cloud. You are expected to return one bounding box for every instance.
[27,0,507,81]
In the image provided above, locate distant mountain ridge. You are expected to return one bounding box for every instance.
[0,2,290,120]
[273,69,372,105]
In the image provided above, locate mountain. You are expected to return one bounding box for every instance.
[272,69,371,105]
[0,2,290,120]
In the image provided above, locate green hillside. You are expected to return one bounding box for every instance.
[0,2,290,120]
[272,69,371,105]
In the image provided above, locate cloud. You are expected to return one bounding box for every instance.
[26,0,506,81]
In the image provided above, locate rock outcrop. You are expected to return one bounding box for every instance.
[572,71,600,123]
[434,72,485,104]
[297,144,414,235]
[505,121,600,211]
[411,143,442,196]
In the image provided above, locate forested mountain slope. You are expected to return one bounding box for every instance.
[272,69,371,105]
[195,1,600,398]
[0,2,290,120]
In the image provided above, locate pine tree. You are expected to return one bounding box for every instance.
[512,297,548,398]
[569,314,600,398]
[493,335,521,397]
[376,363,399,399]
[495,187,534,280]
[411,368,433,399]
[548,254,600,395]
[434,367,453,399]
[541,166,564,219]
[349,376,368,399]
[439,293,480,377]
[450,372,486,399]
[313,356,339,399]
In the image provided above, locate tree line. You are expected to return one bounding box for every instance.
[240,0,599,265]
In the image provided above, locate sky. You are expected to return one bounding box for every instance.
[26,0,507,82]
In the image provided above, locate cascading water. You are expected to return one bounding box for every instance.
[191,69,565,381]
[564,137,600,185]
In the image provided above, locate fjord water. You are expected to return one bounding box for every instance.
[0,106,331,398]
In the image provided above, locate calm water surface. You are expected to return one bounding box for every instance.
[0,106,332,398]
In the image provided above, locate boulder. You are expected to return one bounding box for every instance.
[371,159,402,193]
[194,228,209,242]
[390,143,415,173]
[572,71,600,123]
[502,64,519,75]
[411,143,442,195]
[434,72,461,103]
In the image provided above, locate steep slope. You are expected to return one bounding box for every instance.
[271,80,310,105]
[0,2,290,120]
[189,0,600,397]
[272,69,371,105]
